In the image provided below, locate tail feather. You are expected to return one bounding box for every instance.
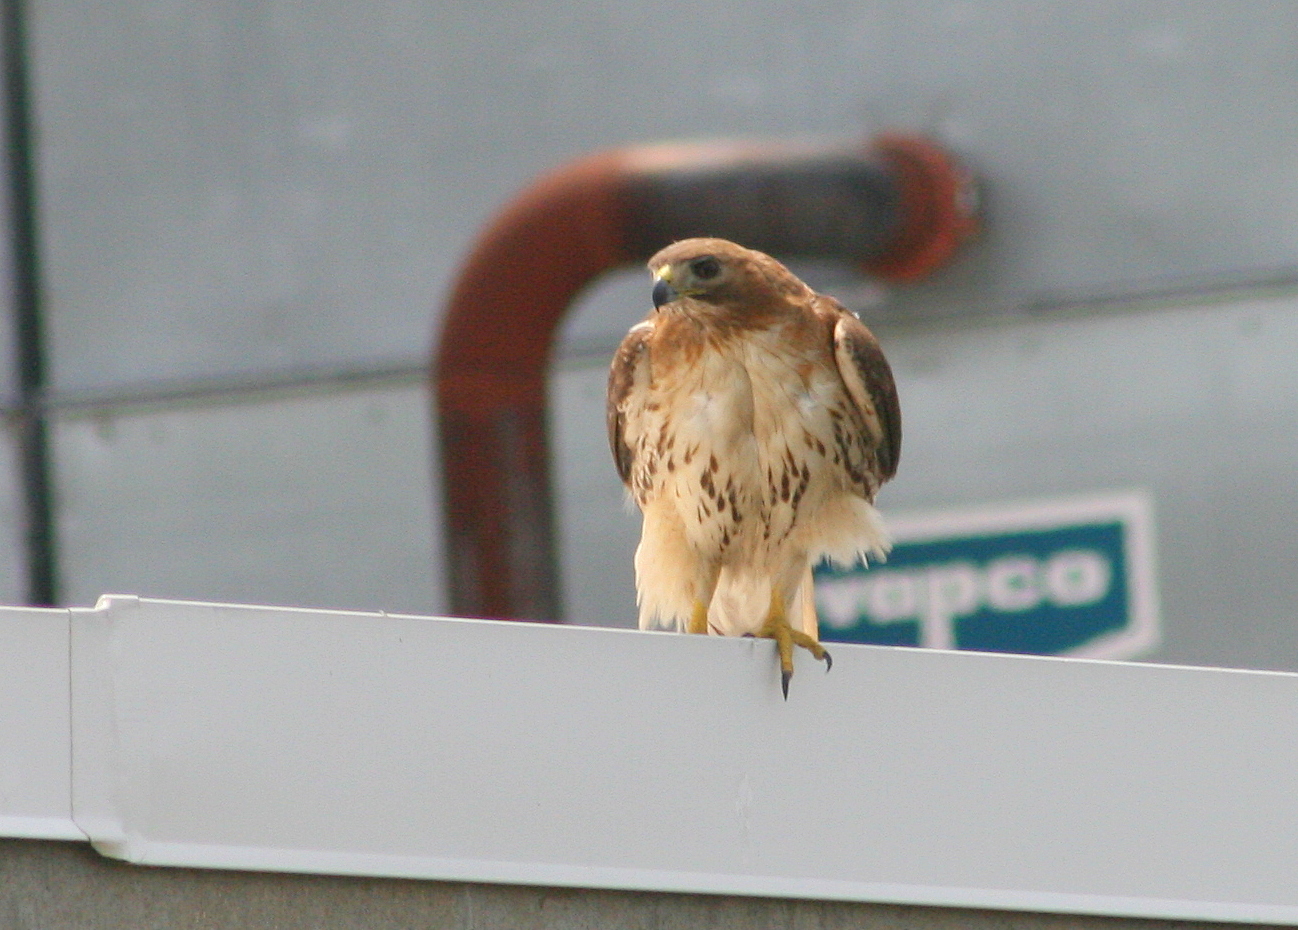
[796,566,818,639]
[704,565,819,638]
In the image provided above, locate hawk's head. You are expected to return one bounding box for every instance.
[647,238,812,314]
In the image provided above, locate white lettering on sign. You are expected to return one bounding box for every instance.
[985,556,1041,612]
[922,563,979,649]
[1045,549,1112,606]
[817,549,1114,650]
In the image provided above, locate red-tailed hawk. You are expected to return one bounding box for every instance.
[607,238,901,697]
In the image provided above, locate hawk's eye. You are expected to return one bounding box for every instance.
[690,257,721,281]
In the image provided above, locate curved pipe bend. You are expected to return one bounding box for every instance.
[434,134,976,621]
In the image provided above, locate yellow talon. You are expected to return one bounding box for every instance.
[754,591,832,699]
[687,600,709,635]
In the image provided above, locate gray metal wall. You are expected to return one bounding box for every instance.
[5,2,1297,666]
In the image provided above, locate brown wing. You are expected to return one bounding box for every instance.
[825,302,902,481]
[606,321,653,485]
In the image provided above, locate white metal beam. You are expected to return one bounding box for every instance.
[0,605,83,839]
[44,595,1298,924]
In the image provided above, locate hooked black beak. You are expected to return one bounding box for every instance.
[652,277,677,309]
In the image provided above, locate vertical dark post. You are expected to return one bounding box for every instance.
[2,0,56,605]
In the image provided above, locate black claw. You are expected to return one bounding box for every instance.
[823,650,833,673]
[781,669,791,700]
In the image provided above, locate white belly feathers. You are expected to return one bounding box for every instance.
[630,335,887,633]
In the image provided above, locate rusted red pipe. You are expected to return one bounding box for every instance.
[434,134,976,622]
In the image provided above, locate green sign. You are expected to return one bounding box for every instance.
[815,492,1159,659]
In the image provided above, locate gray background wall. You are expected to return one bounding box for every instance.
[5,1,1298,662]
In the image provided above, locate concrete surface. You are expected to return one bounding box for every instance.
[0,840,1288,930]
